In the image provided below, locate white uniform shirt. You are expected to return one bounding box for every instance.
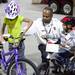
[26,18,63,44]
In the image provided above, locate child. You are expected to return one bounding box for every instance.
[51,16,75,73]
[1,0,33,59]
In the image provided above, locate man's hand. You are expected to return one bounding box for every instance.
[41,34,47,39]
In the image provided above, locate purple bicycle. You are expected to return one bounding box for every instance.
[0,34,39,75]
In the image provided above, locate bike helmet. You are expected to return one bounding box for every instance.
[5,0,19,19]
[61,16,73,25]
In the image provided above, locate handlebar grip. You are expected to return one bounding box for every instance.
[3,34,11,38]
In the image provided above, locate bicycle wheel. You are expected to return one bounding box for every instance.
[7,58,39,75]
[38,63,50,75]
[64,57,75,73]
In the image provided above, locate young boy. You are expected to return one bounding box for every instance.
[1,0,33,59]
[51,16,75,73]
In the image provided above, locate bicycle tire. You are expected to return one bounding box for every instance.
[38,63,49,75]
[7,58,39,75]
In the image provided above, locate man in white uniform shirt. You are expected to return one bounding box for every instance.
[27,7,63,70]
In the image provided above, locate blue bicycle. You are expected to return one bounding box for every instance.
[0,34,39,75]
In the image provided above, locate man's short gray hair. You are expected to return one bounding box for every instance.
[43,7,53,13]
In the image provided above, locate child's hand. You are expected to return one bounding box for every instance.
[0,35,5,44]
[60,44,65,48]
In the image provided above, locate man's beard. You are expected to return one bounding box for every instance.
[42,19,50,24]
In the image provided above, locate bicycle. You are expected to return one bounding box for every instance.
[37,43,75,75]
[0,33,39,75]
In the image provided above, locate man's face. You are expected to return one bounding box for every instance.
[42,9,53,23]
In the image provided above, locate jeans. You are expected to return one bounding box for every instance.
[9,41,25,59]
[9,42,25,75]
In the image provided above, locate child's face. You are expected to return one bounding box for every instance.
[63,24,67,32]
[67,25,72,30]
[63,24,67,29]
[8,16,18,21]
[63,24,72,32]
[67,25,72,32]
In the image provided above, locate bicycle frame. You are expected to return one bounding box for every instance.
[0,33,27,75]
[0,47,19,72]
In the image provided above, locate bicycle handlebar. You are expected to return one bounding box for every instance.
[1,32,25,47]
